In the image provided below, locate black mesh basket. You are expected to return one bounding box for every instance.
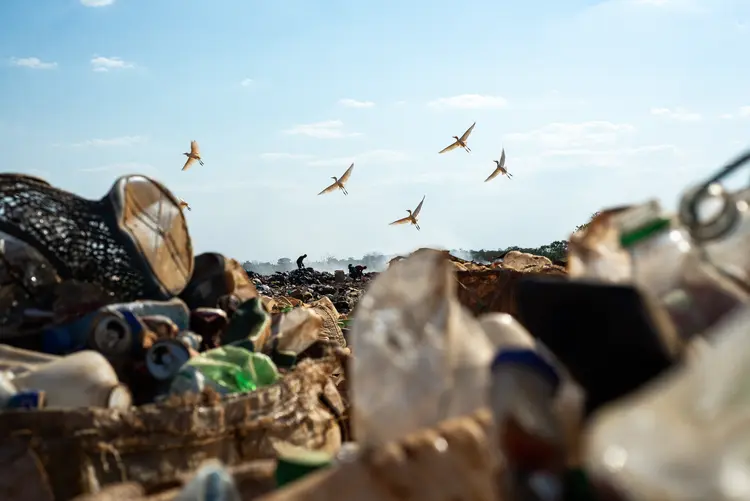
[0,174,194,303]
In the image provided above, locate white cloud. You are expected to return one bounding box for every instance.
[307,149,410,167]
[282,120,362,139]
[612,0,707,13]
[427,94,508,110]
[338,98,375,109]
[721,106,750,120]
[79,162,156,174]
[90,56,135,72]
[80,0,115,6]
[10,57,57,70]
[258,153,314,161]
[505,121,635,149]
[650,107,702,121]
[539,144,681,168]
[240,78,254,87]
[67,136,147,147]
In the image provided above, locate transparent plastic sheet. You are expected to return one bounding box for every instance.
[567,207,634,283]
[583,305,750,501]
[349,248,494,448]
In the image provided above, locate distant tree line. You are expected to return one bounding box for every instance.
[243,212,600,275]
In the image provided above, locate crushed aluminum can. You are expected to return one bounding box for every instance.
[146,339,191,381]
[88,309,144,357]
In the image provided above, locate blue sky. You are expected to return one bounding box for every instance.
[1,0,748,263]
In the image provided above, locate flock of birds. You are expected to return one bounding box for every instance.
[176,122,513,230]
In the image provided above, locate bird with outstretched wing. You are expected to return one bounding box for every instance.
[318,163,355,196]
[439,122,476,154]
[181,140,204,171]
[485,148,513,182]
[390,195,426,230]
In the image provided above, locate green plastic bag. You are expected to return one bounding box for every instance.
[172,345,280,395]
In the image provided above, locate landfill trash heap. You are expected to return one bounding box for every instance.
[4,147,750,501]
[248,267,378,315]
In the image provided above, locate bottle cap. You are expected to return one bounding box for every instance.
[491,348,561,391]
[273,442,333,488]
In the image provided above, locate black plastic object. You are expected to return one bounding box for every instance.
[0,174,194,302]
[221,297,270,350]
[179,252,228,310]
[516,275,676,415]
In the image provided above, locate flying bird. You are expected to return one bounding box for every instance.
[181,140,204,171]
[318,163,354,196]
[439,122,476,154]
[485,148,513,182]
[390,195,425,231]
[178,198,191,211]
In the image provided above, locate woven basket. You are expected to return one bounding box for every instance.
[0,358,344,501]
[0,174,193,306]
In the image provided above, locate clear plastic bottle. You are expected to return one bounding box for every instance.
[681,183,750,291]
[619,204,747,341]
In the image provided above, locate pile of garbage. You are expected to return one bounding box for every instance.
[4,148,750,501]
[249,267,375,315]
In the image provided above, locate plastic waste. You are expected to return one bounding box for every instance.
[273,441,333,488]
[478,313,537,350]
[681,183,750,289]
[221,297,271,351]
[0,371,17,408]
[0,344,59,376]
[11,350,131,409]
[146,338,194,380]
[174,459,241,501]
[170,345,279,395]
[490,345,589,501]
[269,307,324,368]
[42,297,190,355]
[567,207,634,282]
[583,305,750,501]
[618,202,748,340]
[349,248,494,448]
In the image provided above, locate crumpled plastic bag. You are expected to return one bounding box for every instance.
[583,305,750,501]
[567,206,635,282]
[349,248,495,448]
[171,345,279,395]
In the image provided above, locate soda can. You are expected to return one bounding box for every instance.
[88,309,143,357]
[146,339,191,381]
